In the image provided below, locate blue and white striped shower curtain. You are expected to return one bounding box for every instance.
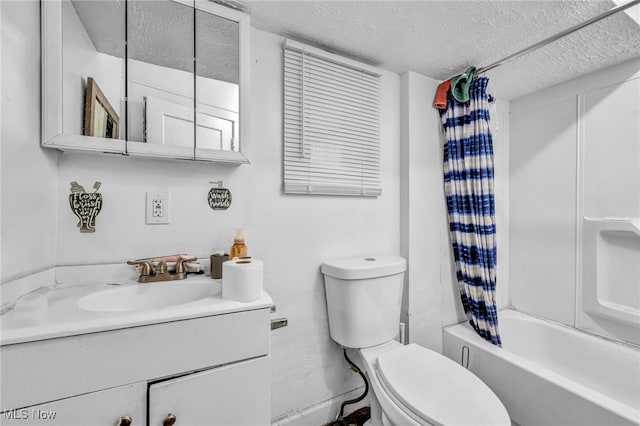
[440,77,501,346]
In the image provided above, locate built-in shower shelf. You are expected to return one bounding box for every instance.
[581,217,640,328]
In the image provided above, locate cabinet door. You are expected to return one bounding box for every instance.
[149,356,270,426]
[0,382,146,426]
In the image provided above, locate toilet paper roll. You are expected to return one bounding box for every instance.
[222,258,263,302]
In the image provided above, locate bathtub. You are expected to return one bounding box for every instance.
[443,309,640,426]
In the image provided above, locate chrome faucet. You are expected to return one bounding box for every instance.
[127,256,196,283]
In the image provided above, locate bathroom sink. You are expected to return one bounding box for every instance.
[77,281,218,312]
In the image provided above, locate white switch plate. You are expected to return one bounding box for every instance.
[146,192,170,224]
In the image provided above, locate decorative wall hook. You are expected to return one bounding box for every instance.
[208,181,231,210]
[69,181,102,233]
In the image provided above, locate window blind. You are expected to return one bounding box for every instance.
[283,39,382,196]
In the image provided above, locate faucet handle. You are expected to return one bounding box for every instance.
[155,260,168,275]
[175,256,197,274]
[127,260,153,277]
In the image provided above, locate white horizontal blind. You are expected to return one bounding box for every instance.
[283,40,382,196]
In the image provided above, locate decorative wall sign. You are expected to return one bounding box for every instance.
[208,180,232,210]
[69,181,103,233]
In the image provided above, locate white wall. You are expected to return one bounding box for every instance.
[2,8,402,421]
[400,71,510,353]
[400,71,446,350]
[1,0,59,283]
[509,58,639,343]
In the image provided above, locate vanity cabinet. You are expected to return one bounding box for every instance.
[3,357,270,425]
[1,308,271,425]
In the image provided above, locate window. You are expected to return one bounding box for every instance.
[283,40,382,196]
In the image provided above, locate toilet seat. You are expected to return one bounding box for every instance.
[375,344,510,426]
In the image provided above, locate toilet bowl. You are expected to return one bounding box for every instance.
[321,255,510,426]
[358,341,510,426]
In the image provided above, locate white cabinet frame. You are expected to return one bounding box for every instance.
[41,0,251,164]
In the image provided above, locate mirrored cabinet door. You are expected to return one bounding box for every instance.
[64,1,126,144]
[126,0,195,160]
[194,1,250,163]
[42,0,250,164]
[43,0,127,154]
[195,9,238,153]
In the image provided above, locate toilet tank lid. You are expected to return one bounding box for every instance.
[321,255,406,280]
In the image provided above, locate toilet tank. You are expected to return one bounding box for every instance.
[321,255,406,348]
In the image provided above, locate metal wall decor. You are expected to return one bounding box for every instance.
[208,180,231,210]
[69,181,103,233]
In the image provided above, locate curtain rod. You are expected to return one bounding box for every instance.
[476,0,640,74]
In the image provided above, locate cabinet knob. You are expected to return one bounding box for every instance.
[163,413,177,426]
[115,416,132,426]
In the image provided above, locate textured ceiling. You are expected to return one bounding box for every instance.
[238,0,640,100]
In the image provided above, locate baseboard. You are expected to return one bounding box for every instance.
[272,387,368,426]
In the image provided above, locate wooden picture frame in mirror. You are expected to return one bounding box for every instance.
[84,77,120,139]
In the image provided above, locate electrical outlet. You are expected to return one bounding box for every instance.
[146,192,170,224]
[152,198,164,217]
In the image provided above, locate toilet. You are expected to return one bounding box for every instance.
[321,255,510,426]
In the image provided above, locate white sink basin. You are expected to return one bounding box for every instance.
[77,281,218,312]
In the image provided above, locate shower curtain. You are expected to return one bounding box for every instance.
[440,77,501,346]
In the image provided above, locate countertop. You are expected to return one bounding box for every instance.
[1,263,272,346]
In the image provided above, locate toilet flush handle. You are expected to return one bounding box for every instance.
[271,318,288,330]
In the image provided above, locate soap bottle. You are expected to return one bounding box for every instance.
[229,228,248,259]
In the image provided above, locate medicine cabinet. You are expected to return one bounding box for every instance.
[41,0,251,164]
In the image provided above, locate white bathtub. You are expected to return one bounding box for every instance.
[443,309,640,426]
